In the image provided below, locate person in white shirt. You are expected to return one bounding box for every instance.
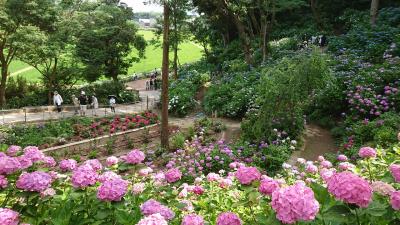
[109,97,116,113]
[91,95,99,116]
[53,91,63,113]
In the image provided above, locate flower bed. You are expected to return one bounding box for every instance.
[1,135,399,225]
[2,111,159,149]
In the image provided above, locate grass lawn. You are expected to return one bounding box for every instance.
[128,30,203,74]
[8,29,203,83]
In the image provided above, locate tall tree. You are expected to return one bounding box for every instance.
[161,0,170,150]
[370,0,380,26]
[19,1,83,104]
[0,0,56,106]
[75,0,146,82]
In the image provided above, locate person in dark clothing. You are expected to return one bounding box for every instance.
[78,91,88,116]
[149,79,154,90]
[320,35,327,47]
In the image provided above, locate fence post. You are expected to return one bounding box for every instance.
[146,96,149,110]
[2,108,4,124]
[42,107,45,121]
[105,107,107,116]
[24,108,27,123]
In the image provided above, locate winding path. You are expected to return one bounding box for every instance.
[288,124,337,164]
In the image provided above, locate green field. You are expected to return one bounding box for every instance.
[8,30,203,83]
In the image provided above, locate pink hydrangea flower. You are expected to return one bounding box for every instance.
[317,156,325,162]
[0,156,21,175]
[337,154,348,162]
[305,164,318,174]
[98,171,121,183]
[83,159,102,171]
[207,173,220,182]
[338,162,355,171]
[0,208,19,225]
[17,156,32,170]
[259,178,280,196]
[165,168,182,183]
[235,166,261,185]
[389,164,400,182]
[137,213,168,225]
[59,159,77,172]
[192,185,204,195]
[132,183,146,195]
[219,178,233,189]
[97,177,128,202]
[6,145,21,157]
[327,171,372,208]
[358,147,376,158]
[139,167,153,177]
[320,168,336,182]
[390,191,400,210]
[40,188,56,198]
[320,160,332,168]
[179,200,194,211]
[123,149,145,164]
[106,156,119,167]
[271,182,319,224]
[182,214,204,225]
[371,181,395,196]
[16,171,53,192]
[43,156,56,167]
[0,175,8,189]
[71,164,98,188]
[216,212,241,225]
[140,199,175,220]
[22,146,44,162]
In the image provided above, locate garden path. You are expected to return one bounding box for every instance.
[287,123,337,164]
[0,79,160,124]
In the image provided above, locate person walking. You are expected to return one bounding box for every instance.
[78,91,88,116]
[72,94,79,115]
[149,79,154,90]
[109,96,116,113]
[146,80,150,90]
[53,91,63,113]
[91,95,99,116]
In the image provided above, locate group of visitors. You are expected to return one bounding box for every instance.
[53,91,117,116]
[300,34,327,48]
[145,69,159,91]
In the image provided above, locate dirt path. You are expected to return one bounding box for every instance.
[288,124,337,164]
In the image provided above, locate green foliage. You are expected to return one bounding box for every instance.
[169,132,186,150]
[242,50,331,142]
[75,1,146,81]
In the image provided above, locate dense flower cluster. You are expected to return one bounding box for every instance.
[6,145,21,157]
[235,166,261,185]
[22,146,44,162]
[83,159,102,171]
[327,171,372,207]
[258,177,280,196]
[182,214,204,225]
[371,181,395,196]
[390,191,400,210]
[71,164,98,188]
[271,182,319,224]
[0,156,21,175]
[16,171,52,192]
[123,149,145,164]
[165,168,182,183]
[358,147,376,158]
[137,213,167,225]
[97,177,128,201]
[59,159,77,172]
[216,212,241,225]
[389,164,400,182]
[0,175,8,188]
[140,199,175,220]
[106,156,119,167]
[0,208,19,225]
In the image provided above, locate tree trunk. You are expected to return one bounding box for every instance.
[48,58,58,105]
[370,0,379,26]
[310,0,324,31]
[173,44,178,79]
[232,15,253,65]
[161,2,170,150]
[0,64,8,107]
[249,9,260,35]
